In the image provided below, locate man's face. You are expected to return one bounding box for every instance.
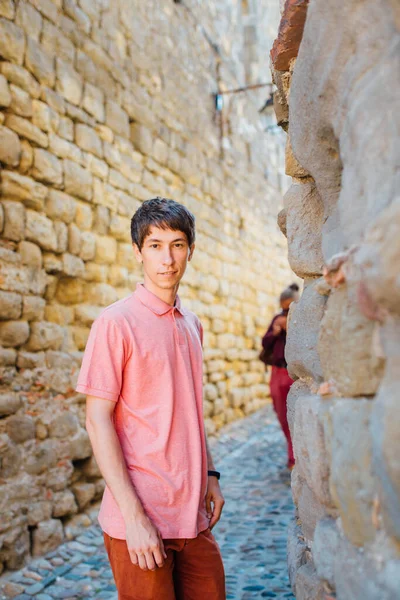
[133,226,195,291]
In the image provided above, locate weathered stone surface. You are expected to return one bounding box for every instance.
[0,434,21,477]
[295,560,324,600]
[82,82,105,122]
[1,171,48,211]
[72,482,95,509]
[0,393,21,417]
[283,181,324,278]
[0,73,11,106]
[0,18,25,65]
[68,427,92,460]
[0,291,22,320]
[46,190,76,223]
[0,0,15,19]
[25,209,58,251]
[25,38,55,87]
[106,99,129,138]
[287,516,308,594]
[285,277,326,381]
[49,412,79,438]
[32,148,63,185]
[130,122,153,155]
[22,295,45,321]
[270,0,309,71]
[313,518,340,587]
[25,321,64,351]
[5,114,48,147]
[16,1,43,42]
[32,519,63,556]
[63,159,93,201]
[2,200,25,242]
[0,125,21,166]
[9,83,32,118]
[292,468,326,541]
[0,320,30,347]
[6,415,35,444]
[56,58,83,106]
[52,489,78,517]
[75,123,103,158]
[294,394,333,507]
[2,62,41,98]
[318,286,385,396]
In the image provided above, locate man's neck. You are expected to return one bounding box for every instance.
[143,278,179,307]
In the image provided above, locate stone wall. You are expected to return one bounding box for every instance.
[271,0,400,598]
[0,0,291,571]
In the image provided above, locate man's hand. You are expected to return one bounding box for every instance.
[125,514,167,571]
[206,476,225,530]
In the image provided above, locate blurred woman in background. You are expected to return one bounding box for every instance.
[260,284,299,470]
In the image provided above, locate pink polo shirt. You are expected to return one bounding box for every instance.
[76,283,209,540]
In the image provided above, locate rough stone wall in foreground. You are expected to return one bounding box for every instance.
[272,0,400,598]
[0,0,291,571]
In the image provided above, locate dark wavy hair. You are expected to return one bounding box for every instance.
[131,197,196,250]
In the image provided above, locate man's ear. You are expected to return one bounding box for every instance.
[133,243,142,263]
[188,243,195,261]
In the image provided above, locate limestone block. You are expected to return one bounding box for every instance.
[6,415,35,444]
[56,58,82,106]
[83,153,108,180]
[109,214,130,242]
[119,154,142,184]
[25,210,57,251]
[94,234,117,264]
[74,304,101,327]
[44,304,74,325]
[49,133,83,164]
[55,220,68,253]
[46,190,76,224]
[75,201,93,230]
[313,518,340,587]
[17,350,45,368]
[72,482,95,509]
[329,398,375,546]
[0,320,29,347]
[294,395,333,507]
[0,73,11,106]
[82,82,104,122]
[285,278,326,381]
[52,490,78,517]
[27,502,52,526]
[25,38,55,87]
[32,148,63,185]
[0,393,21,416]
[62,253,85,277]
[69,427,92,460]
[0,291,22,320]
[318,287,385,396]
[0,18,25,65]
[0,433,21,477]
[103,141,121,169]
[32,519,63,556]
[64,0,90,32]
[49,413,79,438]
[25,321,64,351]
[63,159,93,201]
[0,0,14,19]
[105,100,129,138]
[32,100,59,132]
[79,231,96,261]
[295,561,324,600]
[19,140,33,174]
[287,379,311,437]
[10,84,32,117]
[1,171,48,211]
[56,278,84,304]
[283,181,324,278]
[57,116,73,141]
[2,62,41,98]
[287,517,307,594]
[68,222,82,255]
[75,123,103,158]
[28,0,59,24]
[17,241,42,269]
[22,296,45,321]
[16,1,43,42]
[85,283,118,306]
[371,357,400,542]
[2,201,24,242]
[44,254,62,275]
[130,122,153,155]
[5,114,48,148]
[292,468,326,541]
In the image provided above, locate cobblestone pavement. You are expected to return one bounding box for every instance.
[1,405,295,600]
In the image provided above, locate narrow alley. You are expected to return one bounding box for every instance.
[0,406,294,600]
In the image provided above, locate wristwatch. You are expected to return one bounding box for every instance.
[207,470,221,480]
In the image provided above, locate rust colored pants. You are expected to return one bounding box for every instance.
[104,528,226,600]
[270,365,295,467]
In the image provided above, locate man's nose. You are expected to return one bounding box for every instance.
[162,249,173,265]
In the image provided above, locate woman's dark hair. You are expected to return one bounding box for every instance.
[131,197,196,250]
[280,283,300,302]
[288,283,299,292]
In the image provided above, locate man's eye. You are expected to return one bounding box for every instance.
[175,243,184,248]
[150,244,159,249]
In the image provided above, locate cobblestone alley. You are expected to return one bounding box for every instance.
[0,406,295,600]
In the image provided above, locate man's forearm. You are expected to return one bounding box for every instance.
[86,412,145,524]
[205,435,216,471]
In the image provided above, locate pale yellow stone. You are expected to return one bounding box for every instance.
[2,200,25,242]
[94,235,117,264]
[0,17,25,65]
[32,148,63,185]
[0,126,21,167]
[10,84,32,117]
[5,114,48,148]
[75,201,93,231]
[22,296,46,321]
[46,190,76,224]
[25,209,58,251]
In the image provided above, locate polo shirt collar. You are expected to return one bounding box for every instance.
[135,283,184,316]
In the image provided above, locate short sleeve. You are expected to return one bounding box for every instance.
[76,317,126,402]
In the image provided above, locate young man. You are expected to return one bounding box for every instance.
[76,198,225,600]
